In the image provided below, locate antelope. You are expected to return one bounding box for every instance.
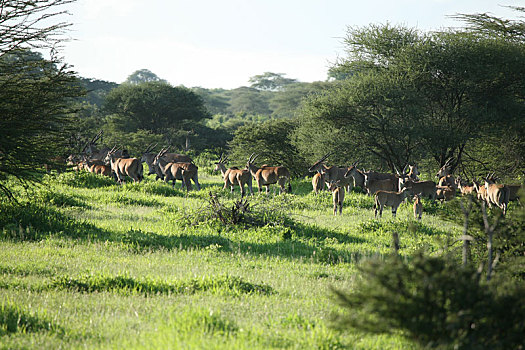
[406,163,420,180]
[82,131,130,163]
[329,180,345,215]
[104,147,143,184]
[364,174,397,196]
[247,154,291,194]
[473,179,488,203]
[455,176,475,196]
[436,158,456,190]
[395,164,421,191]
[374,188,410,218]
[343,164,365,190]
[141,144,192,180]
[399,179,437,200]
[312,172,325,194]
[413,194,422,220]
[214,154,253,197]
[153,149,200,191]
[309,154,355,191]
[83,156,113,178]
[484,175,510,215]
[436,185,455,202]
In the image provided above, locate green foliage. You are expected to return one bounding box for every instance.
[333,252,525,349]
[78,78,118,107]
[248,72,298,91]
[0,49,84,198]
[104,81,209,134]
[124,69,167,85]
[298,23,525,173]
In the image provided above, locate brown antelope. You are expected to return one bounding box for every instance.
[472,179,488,203]
[364,174,397,196]
[484,175,510,215]
[328,180,345,215]
[141,144,192,180]
[83,156,113,178]
[247,154,291,194]
[343,163,366,190]
[436,185,455,202]
[374,188,410,218]
[153,149,200,191]
[311,172,326,194]
[309,154,355,191]
[413,194,422,220]
[104,147,143,184]
[399,178,437,200]
[455,176,475,196]
[214,154,253,197]
[436,158,457,190]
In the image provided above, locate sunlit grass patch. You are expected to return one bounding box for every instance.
[50,274,275,297]
[50,171,115,189]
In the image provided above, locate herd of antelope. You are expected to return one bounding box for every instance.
[309,154,521,218]
[68,136,522,218]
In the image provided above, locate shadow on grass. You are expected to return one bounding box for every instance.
[1,191,374,264]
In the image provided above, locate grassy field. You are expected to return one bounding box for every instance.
[0,171,464,349]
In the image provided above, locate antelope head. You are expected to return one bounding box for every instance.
[308,152,331,173]
[436,157,454,178]
[214,153,229,172]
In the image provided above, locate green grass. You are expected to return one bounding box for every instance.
[0,171,465,349]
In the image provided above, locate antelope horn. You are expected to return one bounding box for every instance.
[352,159,360,167]
[91,130,103,144]
[393,165,400,176]
[145,143,158,153]
[248,153,256,163]
[251,153,260,163]
[403,163,409,174]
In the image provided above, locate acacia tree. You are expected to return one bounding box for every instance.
[104,82,209,134]
[0,1,82,199]
[297,23,525,172]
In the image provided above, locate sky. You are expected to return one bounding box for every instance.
[60,0,521,89]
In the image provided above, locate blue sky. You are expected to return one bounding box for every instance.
[62,0,521,88]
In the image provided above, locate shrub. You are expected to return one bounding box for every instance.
[333,252,525,349]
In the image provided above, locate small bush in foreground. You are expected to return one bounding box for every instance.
[332,252,525,349]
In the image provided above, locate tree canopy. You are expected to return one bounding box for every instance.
[0,1,83,199]
[104,82,209,134]
[124,69,167,85]
[295,22,525,175]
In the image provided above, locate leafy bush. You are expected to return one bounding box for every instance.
[179,192,295,229]
[333,252,525,349]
